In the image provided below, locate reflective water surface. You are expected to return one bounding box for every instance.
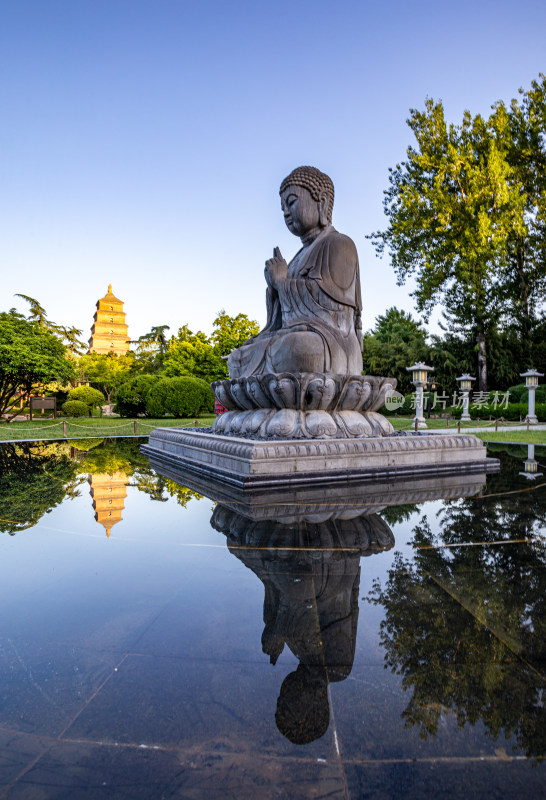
[1,438,546,798]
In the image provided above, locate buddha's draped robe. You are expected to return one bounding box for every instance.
[228,226,363,378]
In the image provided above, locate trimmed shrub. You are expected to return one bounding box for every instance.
[62,400,89,417]
[507,384,546,404]
[67,386,105,415]
[115,375,156,417]
[467,402,546,421]
[145,376,214,418]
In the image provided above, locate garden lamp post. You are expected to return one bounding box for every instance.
[406,362,434,429]
[426,379,437,419]
[519,444,543,480]
[520,369,543,425]
[456,374,475,422]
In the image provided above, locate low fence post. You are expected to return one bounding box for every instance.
[134,421,137,436]
[495,418,498,432]
[527,416,530,431]
[457,420,461,434]
[63,420,67,438]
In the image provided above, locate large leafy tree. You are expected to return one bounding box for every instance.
[163,311,259,384]
[493,74,546,358]
[133,325,171,372]
[163,325,225,383]
[210,310,260,359]
[78,352,135,403]
[0,311,75,419]
[370,97,527,391]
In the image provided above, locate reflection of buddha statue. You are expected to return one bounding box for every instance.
[228,166,362,378]
[212,505,393,744]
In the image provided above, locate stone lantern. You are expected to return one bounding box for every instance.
[456,374,476,422]
[406,362,434,429]
[520,369,544,425]
[519,444,543,480]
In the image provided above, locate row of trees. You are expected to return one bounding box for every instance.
[2,296,543,420]
[363,306,546,396]
[0,297,259,419]
[370,74,546,391]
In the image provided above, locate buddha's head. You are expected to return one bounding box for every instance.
[275,664,330,744]
[279,166,334,238]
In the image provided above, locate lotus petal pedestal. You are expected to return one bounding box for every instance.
[210,373,396,439]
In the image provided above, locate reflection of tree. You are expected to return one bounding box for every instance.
[76,439,203,508]
[0,442,83,534]
[78,438,145,476]
[368,452,546,757]
[163,479,203,508]
[214,506,394,744]
[378,503,419,527]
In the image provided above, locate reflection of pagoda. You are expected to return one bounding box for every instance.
[88,472,130,537]
[88,284,129,355]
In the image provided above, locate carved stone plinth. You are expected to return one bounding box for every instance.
[143,457,490,520]
[141,428,498,490]
[211,373,396,439]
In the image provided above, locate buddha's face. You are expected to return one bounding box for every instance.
[280,185,321,237]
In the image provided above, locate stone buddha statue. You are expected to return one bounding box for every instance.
[227,166,363,378]
[212,167,396,439]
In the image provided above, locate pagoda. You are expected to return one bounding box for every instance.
[88,284,130,355]
[88,471,130,538]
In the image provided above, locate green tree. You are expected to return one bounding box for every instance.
[362,307,428,394]
[16,293,86,355]
[495,74,546,358]
[78,352,135,403]
[370,97,527,391]
[163,325,225,383]
[134,325,171,372]
[210,309,260,359]
[15,294,52,327]
[115,374,156,417]
[0,311,75,419]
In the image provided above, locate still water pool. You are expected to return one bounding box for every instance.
[1,437,546,799]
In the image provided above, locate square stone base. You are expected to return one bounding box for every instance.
[141,428,498,490]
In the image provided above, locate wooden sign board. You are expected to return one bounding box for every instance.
[29,397,57,420]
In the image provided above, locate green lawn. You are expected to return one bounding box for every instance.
[471,430,546,445]
[0,415,216,441]
[2,414,544,445]
[390,417,485,430]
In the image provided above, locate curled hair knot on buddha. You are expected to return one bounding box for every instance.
[279,166,335,225]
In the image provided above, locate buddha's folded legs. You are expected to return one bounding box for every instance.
[268,330,326,374]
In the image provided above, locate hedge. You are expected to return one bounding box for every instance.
[62,400,89,417]
[115,375,156,417]
[67,386,105,415]
[145,376,214,418]
[381,395,546,422]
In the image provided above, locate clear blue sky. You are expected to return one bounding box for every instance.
[1,0,545,343]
